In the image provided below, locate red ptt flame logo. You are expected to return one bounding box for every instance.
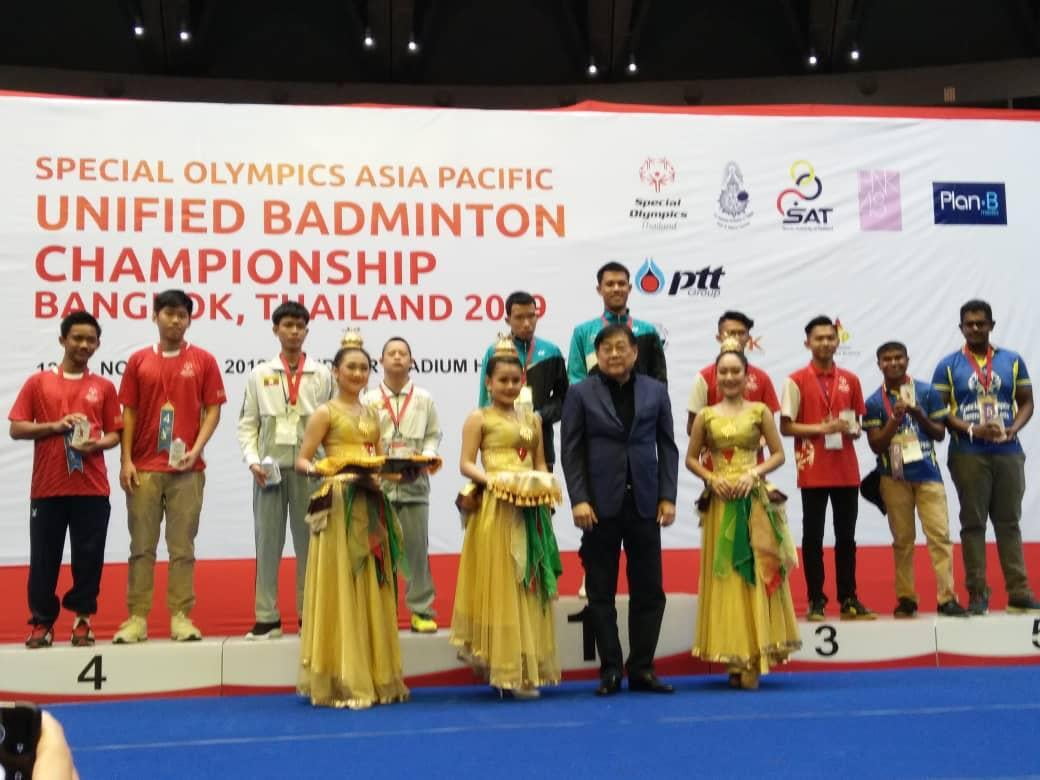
[639,158,676,193]
[635,258,667,294]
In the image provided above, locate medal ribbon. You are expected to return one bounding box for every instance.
[380,384,415,436]
[155,343,188,405]
[519,337,537,385]
[813,364,836,418]
[280,353,306,406]
[963,344,994,393]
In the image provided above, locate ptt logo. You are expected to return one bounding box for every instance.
[635,259,724,298]
[933,182,1007,225]
[776,160,834,229]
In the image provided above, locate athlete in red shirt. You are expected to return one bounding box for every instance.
[114,290,226,644]
[8,311,122,648]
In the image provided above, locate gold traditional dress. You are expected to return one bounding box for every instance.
[692,402,802,674]
[450,407,563,690]
[298,400,409,708]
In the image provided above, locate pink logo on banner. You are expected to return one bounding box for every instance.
[639,158,676,192]
[858,170,902,231]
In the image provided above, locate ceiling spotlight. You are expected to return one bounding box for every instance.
[179,28,191,43]
[586,58,598,77]
[849,46,860,62]
[362,28,375,49]
[626,55,638,75]
[807,52,818,67]
[407,35,419,54]
[133,23,145,38]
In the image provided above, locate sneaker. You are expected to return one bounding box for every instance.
[170,612,202,642]
[25,623,53,649]
[893,598,918,618]
[840,597,877,621]
[71,615,95,646]
[1006,595,1040,614]
[410,613,438,634]
[806,597,827,622]
[937,600,970,617]
[113,615,148,644]
[245,620,283,640]
[967,592,989,616]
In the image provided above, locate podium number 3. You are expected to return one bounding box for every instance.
[814,625,839,657]
[77,655,107,690]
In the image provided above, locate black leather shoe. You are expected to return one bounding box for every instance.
[628,672,674,694]
[595,674,622,696]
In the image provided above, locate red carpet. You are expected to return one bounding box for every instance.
[2,543,1038,643]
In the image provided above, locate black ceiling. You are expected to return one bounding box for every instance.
[1,0,1038,86]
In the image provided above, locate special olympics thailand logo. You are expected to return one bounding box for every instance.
[634,258,667,294]
[639,158,676,193]
[775,159,822,215]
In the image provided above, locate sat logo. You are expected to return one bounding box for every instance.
[776,160,835,228]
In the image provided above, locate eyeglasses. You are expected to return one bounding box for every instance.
[959,321,992,330]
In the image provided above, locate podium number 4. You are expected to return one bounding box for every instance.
[77,655,107,690]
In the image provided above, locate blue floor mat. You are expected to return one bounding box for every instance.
[52,666,1040,779]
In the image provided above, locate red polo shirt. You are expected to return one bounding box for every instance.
[781,362,865,488]
[687,362,780,414]
[119,343,226,473]
[8,369,123,499]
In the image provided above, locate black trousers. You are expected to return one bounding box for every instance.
[579,490,665,677]
[800,486,859,603]
[28,495,110,626]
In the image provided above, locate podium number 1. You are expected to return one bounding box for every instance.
[77,655,107,690]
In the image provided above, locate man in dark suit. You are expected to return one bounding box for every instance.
[561,324,679,696]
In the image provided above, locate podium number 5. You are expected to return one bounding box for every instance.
[1032,619,1040,650]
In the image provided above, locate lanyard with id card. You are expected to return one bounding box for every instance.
[964,345,1003,429]
[58,368,90,474]
[154,346,186,461]
[882,381,924,479]
[817,370,845,450]
[381,384,415,458]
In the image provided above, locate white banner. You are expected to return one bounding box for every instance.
[1,96,1037,565]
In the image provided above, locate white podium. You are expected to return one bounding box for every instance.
[3,599,1038,702]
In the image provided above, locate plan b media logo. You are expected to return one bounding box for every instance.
[776,159,834,230]
[932,182,1007,225]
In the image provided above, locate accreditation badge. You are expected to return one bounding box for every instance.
[824,432,844,450]
[888,437,905,480]
[978,393,1002,428]
[388,434,413,458]
[899,432,924,463]
[157,401,175,452]
[275,409,300,446]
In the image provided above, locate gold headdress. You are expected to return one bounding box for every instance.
[719,335,744,354]
[492,333,519,359]
[341,328,364,350]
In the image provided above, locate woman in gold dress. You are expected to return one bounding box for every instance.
[686,347,801,690]
[450,345,563,697]
[294,336,408,709]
